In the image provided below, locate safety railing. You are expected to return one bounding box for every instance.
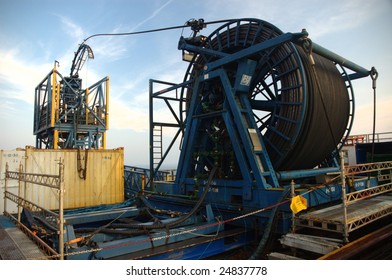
[340,157,392,242]
[4,160,65,259]
[124,165,176,198]
[292,158,392,243]
[345,132,392,145]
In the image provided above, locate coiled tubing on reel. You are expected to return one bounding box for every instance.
[182,19,351,171]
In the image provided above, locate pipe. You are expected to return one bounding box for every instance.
[311,42,370,78]
[277,167,339,180]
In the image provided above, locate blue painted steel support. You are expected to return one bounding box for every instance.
[68,221,222,260]
[175,75,203,187]
[277,167,340,180]
[142,230,253,260]
[311,42,371,80]
[179,29,373,81]
[65,207,140,225]
[218,67,277,189]
[205,32,306,73]
[149,79,188,190]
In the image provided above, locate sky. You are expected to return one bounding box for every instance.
[0,0,391,167]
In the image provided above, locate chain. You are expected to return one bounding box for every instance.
[29,247,103,260]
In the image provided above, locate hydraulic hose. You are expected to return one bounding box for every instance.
[248,188,290,259]
[87,166,217,232]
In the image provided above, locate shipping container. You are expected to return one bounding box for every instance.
[21,146,124,210]
[0,149,25,214]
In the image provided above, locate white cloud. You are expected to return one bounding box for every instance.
[109,97,148,132]
[58,15,85,41]
[351,96,392,135]
[0,48,52,106]
[82,0,175,63]
[201,0,387,39]
[89,36,129,62]
[131,0,175,31]
[0,100,17,118]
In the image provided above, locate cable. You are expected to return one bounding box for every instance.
[82,18,237,43]
[83,24,188,42]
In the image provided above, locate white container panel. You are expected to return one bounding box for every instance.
[0,149,25,214]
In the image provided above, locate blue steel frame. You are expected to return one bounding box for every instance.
[146,19,374,222]
[173,23,371,189]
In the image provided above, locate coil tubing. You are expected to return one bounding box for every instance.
[183,19,350,170]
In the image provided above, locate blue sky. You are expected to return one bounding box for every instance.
[1,0,391,167]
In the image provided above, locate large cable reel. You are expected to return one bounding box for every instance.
[181,18,352,171]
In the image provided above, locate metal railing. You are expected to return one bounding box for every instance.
[340,156,392,241]
[345,132,392,145]
[292,157,392,242]
[124,165,176,198]
[4,160,65,259]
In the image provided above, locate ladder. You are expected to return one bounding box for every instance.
[152,125,163,169]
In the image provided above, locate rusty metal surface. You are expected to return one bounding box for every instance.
[0,227,25,260]
[318,223,392,259]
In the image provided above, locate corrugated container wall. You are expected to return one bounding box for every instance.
[0,150,25,214]
[22,146,124,210]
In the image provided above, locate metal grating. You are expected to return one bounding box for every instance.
[0,217,47,260]
[0,228,25,260]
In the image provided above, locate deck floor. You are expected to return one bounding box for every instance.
[0,216,47,260]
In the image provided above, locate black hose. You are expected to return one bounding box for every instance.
[83,19,237,42]
[248,189,289,259]
[133,165,217,230]
[96,166,217,231]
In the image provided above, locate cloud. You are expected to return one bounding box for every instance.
[0,48,52,106]
[301,0,387,39]
[106,58,186,131]
[131,0,175,31]
[109,97,148,132]
[351,95,392,135]
[82,0,175,63]
[58,15,85,41]
[200,0,387,39]
[0,100,18,118]
[89,36,129,62]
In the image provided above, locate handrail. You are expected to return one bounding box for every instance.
[4,160,65,259]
